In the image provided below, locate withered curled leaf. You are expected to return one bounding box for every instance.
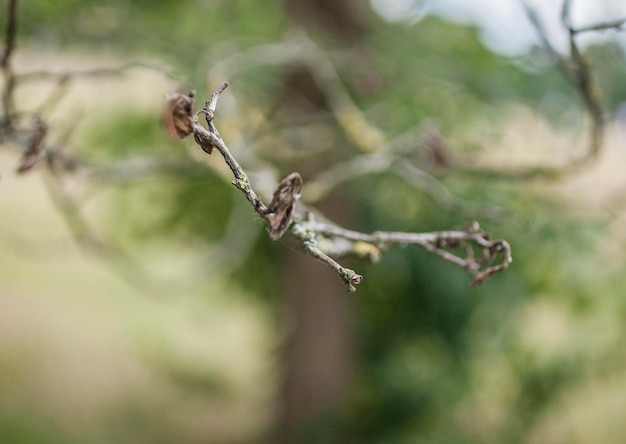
[266,172,303,240]
[164,91,195,139]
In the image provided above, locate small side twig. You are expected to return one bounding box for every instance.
[291,219,363,293]
[301,218,512,288]
[189,83,272,218]
[194,86,306,242]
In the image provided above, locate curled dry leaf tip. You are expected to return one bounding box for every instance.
[266,172,303,240]
[164,91,195,139]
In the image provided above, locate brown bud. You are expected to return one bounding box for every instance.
[164,91,195,139]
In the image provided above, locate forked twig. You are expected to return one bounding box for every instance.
[174,84,512,291]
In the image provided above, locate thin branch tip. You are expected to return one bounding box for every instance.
[204,82,230,116]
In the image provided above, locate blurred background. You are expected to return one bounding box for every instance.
[1,0,626,443]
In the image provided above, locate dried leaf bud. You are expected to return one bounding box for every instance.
[164,91,195,139]
[266,172,303,240]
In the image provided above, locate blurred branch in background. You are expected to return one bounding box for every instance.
[562,0,626,34]
[207,34,477,209]
[458,0,625,180]
[42,166,160,294]
[0,1,202,294]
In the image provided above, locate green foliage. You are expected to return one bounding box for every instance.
[80,110,173,159]
[0,407,71,444]
[585,41,626,112]
[359,17,570,137]
[17,0,286,72]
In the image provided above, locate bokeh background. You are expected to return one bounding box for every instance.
[2,0,626,443]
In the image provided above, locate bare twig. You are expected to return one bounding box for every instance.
[291,219,363,293]
[181,84,512,291]
[193,86,306,243]
[192,83,272,217]
[300,217,511,288]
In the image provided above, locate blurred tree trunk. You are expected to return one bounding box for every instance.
[277,197,354,443]
[274,1,372,442]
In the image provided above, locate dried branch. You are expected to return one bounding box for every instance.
[193,87,306,242]
[299,218,511,289]
[193,129,268,216]
[177,84,512,291]
[291,219,364,293]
